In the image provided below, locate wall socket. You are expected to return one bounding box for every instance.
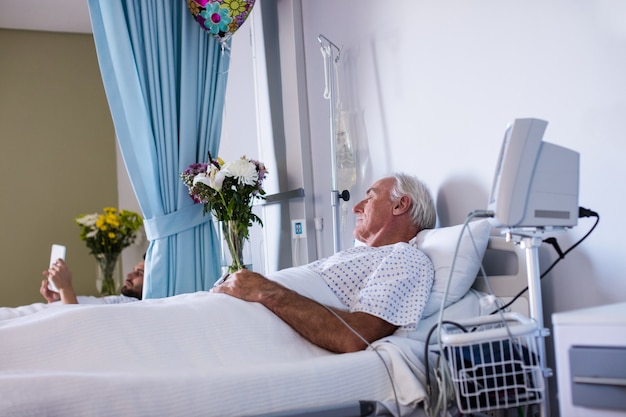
[291,219,306,238]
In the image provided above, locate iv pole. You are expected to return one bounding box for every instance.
[319,34,349,253]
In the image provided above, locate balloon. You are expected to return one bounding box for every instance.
[186,0,256,44]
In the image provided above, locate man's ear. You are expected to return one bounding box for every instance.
[392,195,411,215]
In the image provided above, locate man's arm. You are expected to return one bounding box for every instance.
[42,259,79,305]
[211,269,397,353]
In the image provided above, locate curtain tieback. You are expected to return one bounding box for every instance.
[143,204,212,241]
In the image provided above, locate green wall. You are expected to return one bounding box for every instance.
[0,29,117,307]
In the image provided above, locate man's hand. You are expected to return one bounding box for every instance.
[42,259,78,304]
[39,280,60,303]
[211,269,397,353]
[211,269,283,303]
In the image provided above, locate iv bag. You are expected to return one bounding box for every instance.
[335,110,356,192]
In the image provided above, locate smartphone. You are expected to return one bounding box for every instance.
[48,244,66,292]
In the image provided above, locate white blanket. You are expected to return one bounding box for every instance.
[0,295,137,320]
[0,268,430,417]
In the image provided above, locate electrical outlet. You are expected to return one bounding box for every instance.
[291,219,306,238]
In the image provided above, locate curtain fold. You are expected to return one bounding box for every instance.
[88,0,229,298]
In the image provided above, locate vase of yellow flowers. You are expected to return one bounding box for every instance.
[181,154,267,274]
[95,252,122,296]
[75,208,143,295]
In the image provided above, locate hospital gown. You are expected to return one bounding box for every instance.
[305,242,434,331]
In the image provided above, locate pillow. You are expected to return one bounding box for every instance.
[413,219,491,318]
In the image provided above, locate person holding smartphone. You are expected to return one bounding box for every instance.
[41,259,145,305]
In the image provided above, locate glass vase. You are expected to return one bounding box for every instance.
[95,252,122,296]
[218,220,252,275]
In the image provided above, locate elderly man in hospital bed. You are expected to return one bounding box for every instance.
[213,172,437,353]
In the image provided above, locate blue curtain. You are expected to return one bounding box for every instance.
[88,0,229,298]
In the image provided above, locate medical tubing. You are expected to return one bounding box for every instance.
[433,212,488,351]
[473,233,519,346]
[493,208,600,314]
[320,304,402,417]
[432,216,473,416]
[320,45,331,100]
[425,322,469,417]
[424,321,468,396]
[431,210,518,415]
[333,51,342,106]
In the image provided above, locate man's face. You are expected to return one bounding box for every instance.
[121,260,144,299]
[352,177,396,244]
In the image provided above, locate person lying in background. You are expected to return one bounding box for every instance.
[0,259,144,321]
[213,172,437,353]
[41,258,145,304]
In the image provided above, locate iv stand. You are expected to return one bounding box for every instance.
[319,34,349,253]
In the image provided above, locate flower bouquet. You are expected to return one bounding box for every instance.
[180,154,267,273]
[75,208,143,295]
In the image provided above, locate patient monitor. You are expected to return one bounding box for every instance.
[488,118,580,229]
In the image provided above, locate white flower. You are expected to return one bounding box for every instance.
[222,158,258,186]
[76,213,99,228]
[193,167,227,191]
[193,172,212,187]
[210,166,226,190]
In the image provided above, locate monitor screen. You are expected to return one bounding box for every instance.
[487,118,579,229]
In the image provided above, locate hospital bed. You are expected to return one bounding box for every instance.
[0,219,545,417]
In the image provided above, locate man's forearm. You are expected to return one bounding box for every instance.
[258,286,396,353]
[259,287,356,352]
[59,288,79,304]
[212,269,398,353]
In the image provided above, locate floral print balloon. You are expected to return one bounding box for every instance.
[186,0,256,45]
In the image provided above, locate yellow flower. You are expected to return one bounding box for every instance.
[223,0,247,16]
[75,207,143,257]
[187,0,201,16]
[106,215,120,228]
[96,215,107,231]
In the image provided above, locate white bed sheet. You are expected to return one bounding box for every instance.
[0,267,431,417]
[0,295,136,321]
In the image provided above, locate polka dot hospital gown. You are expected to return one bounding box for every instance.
[305,242,434,331]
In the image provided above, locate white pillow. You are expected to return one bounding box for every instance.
[413,219,491,318]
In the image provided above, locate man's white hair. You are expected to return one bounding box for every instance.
[390,173,436,231]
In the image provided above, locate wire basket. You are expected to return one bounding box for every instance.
[440,312,545,414]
